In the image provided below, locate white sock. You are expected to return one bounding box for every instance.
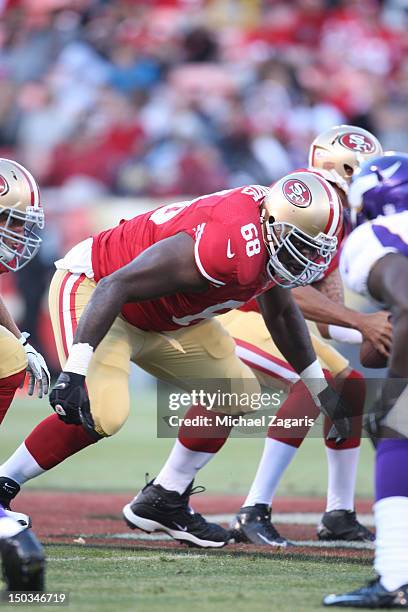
[325,446,360,512]
[0,517,23,538]
[243,438,298,507]
[375,497,408,591]
[154,440,214,494]
[0,443,45,485]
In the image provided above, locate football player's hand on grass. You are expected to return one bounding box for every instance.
[49,372,88,425]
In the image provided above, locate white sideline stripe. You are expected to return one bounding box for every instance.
[294,540,374,550]
[48,511,376,553]
[110,533,172,541]
[207,512,375,527]
[100,533,374,550]
[48,554,207,562]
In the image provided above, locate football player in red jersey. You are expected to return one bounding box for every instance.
[0,159,46,592]
[152,125,390,547]
[0,170,348,548]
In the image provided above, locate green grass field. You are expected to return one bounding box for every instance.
[0,546,376,612]
[0,391,375,497]
[27,547,374,612]
[0,392,376,611]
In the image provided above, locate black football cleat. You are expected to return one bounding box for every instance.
[1,529,45,592]
[0,477,30,528]
[317,510,375,543]
[323,577,408,607]
[230,504,292,547]
[123,480,229,548]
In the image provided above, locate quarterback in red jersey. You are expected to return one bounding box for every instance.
[0,170,348,548]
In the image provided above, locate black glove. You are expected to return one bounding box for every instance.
[49,372,89,426]
[317,385,352,442]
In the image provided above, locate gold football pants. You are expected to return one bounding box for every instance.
[217,309,349,392]
[49,271,260,437]
[0,326,27,379]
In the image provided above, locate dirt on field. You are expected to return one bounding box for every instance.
[15,491,374,562]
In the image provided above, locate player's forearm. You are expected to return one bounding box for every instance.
[261,296,347,427]
[0,296,21,338]
[292,285,363,330]
[73,276,126,350]
[64,234,208,376]
[264,299,317,374]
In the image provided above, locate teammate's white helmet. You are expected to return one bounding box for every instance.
[261,170,343,288]
[0,159,44,272]
[308,125,383,194]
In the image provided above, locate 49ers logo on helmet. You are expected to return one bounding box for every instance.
[0,176,9,196]
[339,133,376,154]
[282,179,312,208]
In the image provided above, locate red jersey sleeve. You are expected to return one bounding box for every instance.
[183,187,270,289]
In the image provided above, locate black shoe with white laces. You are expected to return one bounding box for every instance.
[0,477,31,528]
[0,529,45,592]
[123,480,229,548]
[323,577,408,607]
[230,504,291,547]
[317,510,375,542]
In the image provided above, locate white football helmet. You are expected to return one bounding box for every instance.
[261,170,342,288]
[308,125,383,194]
[0,159,44,272]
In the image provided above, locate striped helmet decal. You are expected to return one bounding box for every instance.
[0,158,41,209]
[298,168,342,236]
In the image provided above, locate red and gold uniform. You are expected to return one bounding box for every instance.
[92,186,273,331]
[50,186,274,436]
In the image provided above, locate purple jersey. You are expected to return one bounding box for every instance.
[349,152,408,224]
[340,211,408,298]
[371,221,408,257]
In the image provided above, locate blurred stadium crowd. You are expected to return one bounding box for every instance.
[0,0,407,198]
[0,0,407,369]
